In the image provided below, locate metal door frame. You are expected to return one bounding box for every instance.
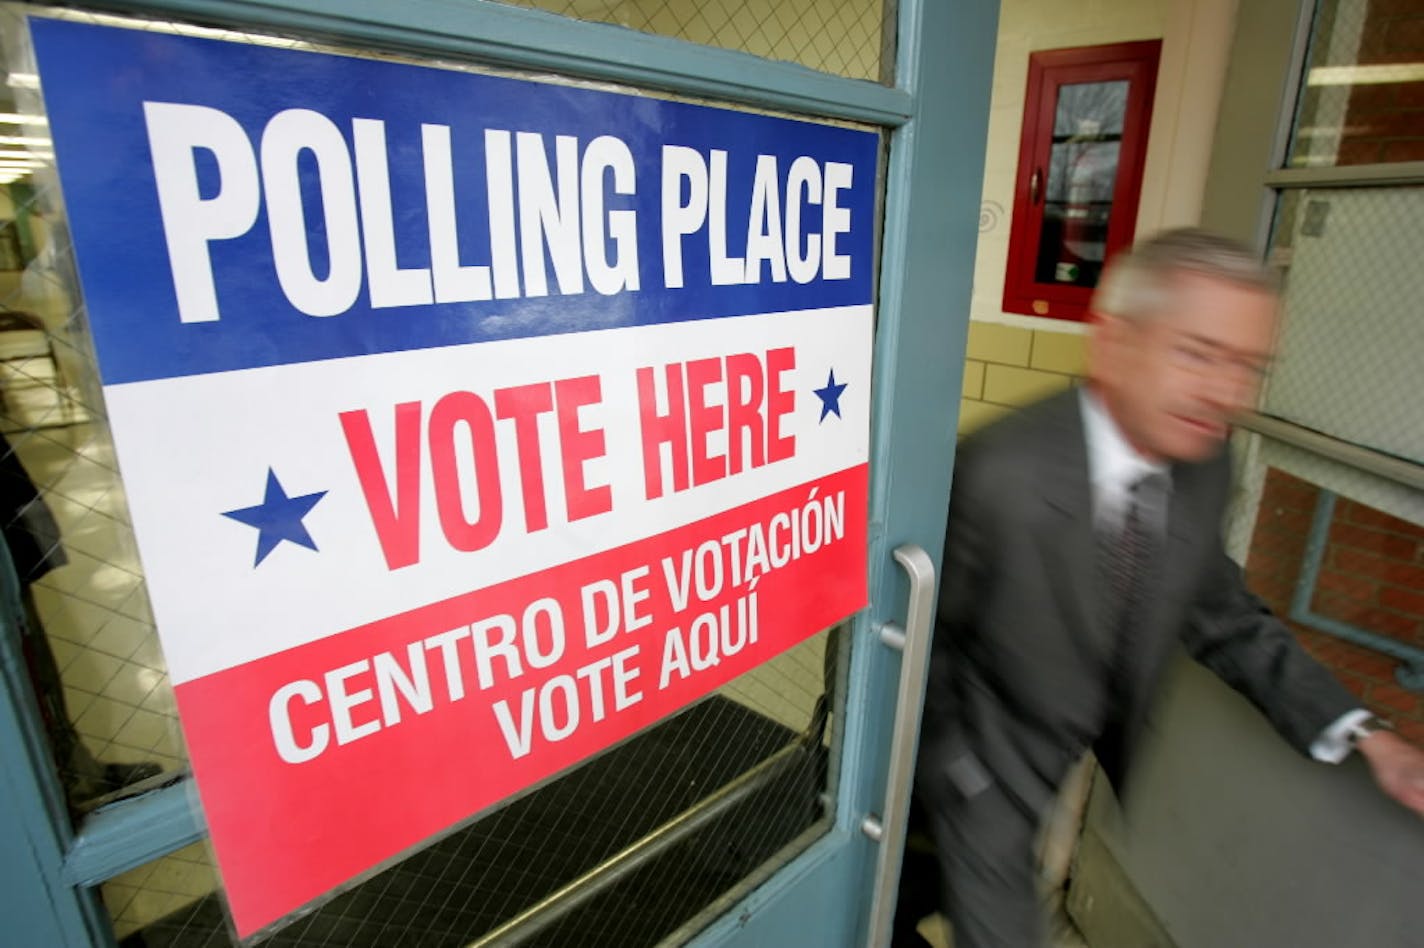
[0,1,996,943]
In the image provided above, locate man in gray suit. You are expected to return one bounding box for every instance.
[903,229,1424,948]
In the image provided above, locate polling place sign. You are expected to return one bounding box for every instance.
[32,16,874,938]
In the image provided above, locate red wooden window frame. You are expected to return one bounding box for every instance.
[1002,40,1161,322]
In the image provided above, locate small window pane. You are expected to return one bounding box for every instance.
[1264,184,1424,464]
[1035,80,1128,287]
[1288,0,1424,168]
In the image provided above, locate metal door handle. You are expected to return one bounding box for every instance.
[1030,167,1042,205]
[863,544,937,948]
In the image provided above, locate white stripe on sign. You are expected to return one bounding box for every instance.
[106,305,871,683]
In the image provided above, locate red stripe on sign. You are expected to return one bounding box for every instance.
[175,464,868,937]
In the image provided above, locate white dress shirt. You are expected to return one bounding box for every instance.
[1077,388,1367,763]
[1080,387,1169,534]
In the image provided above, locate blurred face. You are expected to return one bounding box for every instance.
[1088,271,1279,463]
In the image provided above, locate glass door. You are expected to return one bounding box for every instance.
[0,1,996,945]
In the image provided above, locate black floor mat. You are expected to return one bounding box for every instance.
[120,695,826,947]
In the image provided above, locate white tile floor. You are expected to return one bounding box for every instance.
[102,842,221,940]
[719,627,831,734]
[16,425,190,776]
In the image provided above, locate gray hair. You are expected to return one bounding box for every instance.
[1092,227,1279,323]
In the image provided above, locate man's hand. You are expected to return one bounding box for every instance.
[1358,730,1424,817]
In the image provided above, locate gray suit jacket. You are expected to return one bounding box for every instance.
[919,390,1358,813]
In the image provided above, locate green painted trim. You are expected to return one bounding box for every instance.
[63,779,207,887]
[839,0,997,934]
[684,828,866,948]
[0,543,111,945]
[1264,161,1424,189]
[71,0,913,125]
[692,0,999,938]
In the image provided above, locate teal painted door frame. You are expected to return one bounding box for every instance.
[0,1,995,944]
[699,0,998,942]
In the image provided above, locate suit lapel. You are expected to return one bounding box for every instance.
[1024,392,1222,788]
[1034,393,1214,669]
[1034,394,1112,656]
[1127,461,1212,685]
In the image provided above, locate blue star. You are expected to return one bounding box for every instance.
[222,469,327,567]
[813,369,849,422]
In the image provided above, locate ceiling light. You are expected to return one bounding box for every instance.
[0,136,51,147]
[0,112,46,125]
[5,73,39,89]
[0,149,49,160]
[1307,63,1424,86]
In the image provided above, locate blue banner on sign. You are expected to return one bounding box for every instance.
[31,18,878,386]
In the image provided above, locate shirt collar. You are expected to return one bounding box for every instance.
[1079,387,1169,501]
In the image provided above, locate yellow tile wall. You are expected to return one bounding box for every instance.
[957,322,1086,436]
[965,322,1032,365]
[962,360,985,399]
[1029,330,1089,375]
[983,363,1073,404]
[958,399,1011,434]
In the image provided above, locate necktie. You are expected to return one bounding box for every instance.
[1106,473,1169,634]
[1096,472,1169,784]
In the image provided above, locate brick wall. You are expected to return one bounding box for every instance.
[1330,0,1424,166]
[958,322,1085,435]
[1244,467,1424,744]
